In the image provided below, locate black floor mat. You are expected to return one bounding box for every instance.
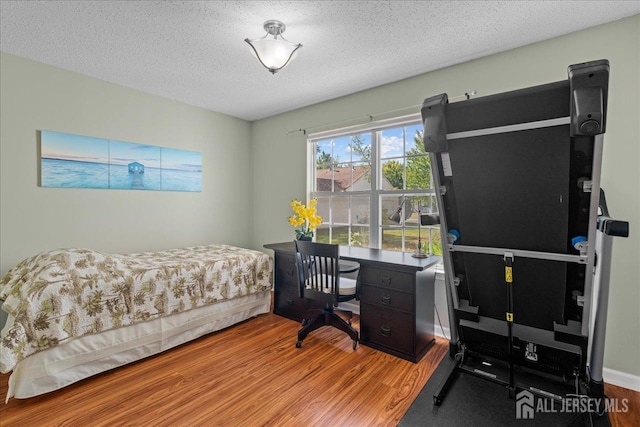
[399,355,610,427]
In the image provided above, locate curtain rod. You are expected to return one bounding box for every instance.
[285,91,476,135]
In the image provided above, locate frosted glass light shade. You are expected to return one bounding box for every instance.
[245,20,302,74]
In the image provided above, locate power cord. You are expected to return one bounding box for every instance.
[434,303,449,340]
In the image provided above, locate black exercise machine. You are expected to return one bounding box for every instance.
[401,60,629,426]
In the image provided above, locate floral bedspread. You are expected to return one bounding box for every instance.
[0,244,272,373]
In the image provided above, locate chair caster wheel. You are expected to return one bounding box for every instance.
[301,319,308,326]
[352,340,357,350]
[296,341,302,348]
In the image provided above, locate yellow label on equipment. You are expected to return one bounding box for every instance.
[506,312,513,322]
[505,266,513,283]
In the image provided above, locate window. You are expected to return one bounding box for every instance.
[309,116,442,255]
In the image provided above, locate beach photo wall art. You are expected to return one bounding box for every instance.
[40,130,202,192]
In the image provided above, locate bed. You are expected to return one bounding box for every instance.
[0,244,273,401]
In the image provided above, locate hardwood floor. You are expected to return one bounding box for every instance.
[0,313,637,426]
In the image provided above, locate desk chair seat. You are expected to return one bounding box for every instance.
[294,240,359,350]
[302,275,356,296]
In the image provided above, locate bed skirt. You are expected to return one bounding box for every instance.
[5,290,271,400]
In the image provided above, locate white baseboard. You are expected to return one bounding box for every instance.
[603,368,640,392]
[434,325,451,341]
[340,301,360,315]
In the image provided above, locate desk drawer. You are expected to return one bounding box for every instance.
[274,284,324,321]
[360,285,413,313]
[275,254,298,286]
[274,286,303,320]
[361,267,414,293]
[360,303,414,355]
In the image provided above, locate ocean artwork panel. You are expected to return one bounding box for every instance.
[40,130,202,192]
[109,140,162,191]
[41,131,110,189]
[160,148,202,192]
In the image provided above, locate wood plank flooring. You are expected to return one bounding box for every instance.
[0,313,637,426]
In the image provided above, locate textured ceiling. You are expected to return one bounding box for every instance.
[1,1,639,121]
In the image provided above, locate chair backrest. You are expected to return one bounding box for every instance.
[294,240,340,304]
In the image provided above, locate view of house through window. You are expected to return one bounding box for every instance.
[309,117,442,255]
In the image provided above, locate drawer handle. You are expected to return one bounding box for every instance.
[381,276,391,285]
[287,259,297,276]
[286,298,294,307]
[380,325,391,337]
[380,294,391,305]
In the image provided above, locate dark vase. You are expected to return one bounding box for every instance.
[297,236,312,241]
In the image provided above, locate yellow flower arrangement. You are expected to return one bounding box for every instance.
[288,199,323,240]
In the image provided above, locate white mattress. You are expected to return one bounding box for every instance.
[5,290,271,400]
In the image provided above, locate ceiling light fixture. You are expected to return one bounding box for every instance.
[245,20,302,74]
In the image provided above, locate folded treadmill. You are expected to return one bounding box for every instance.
[419,60,629,422]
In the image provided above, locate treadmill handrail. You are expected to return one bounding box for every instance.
[448,244,588,264]
[446,116,570,140]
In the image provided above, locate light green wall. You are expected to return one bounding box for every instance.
[0,16,637,378]
[0,52,254,277]
[250,15,640,377]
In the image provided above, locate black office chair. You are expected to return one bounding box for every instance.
[294,240,359,350]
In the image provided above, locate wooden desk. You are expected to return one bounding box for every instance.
[264,242,441,362]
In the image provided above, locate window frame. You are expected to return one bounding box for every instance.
[307,113,440,253]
